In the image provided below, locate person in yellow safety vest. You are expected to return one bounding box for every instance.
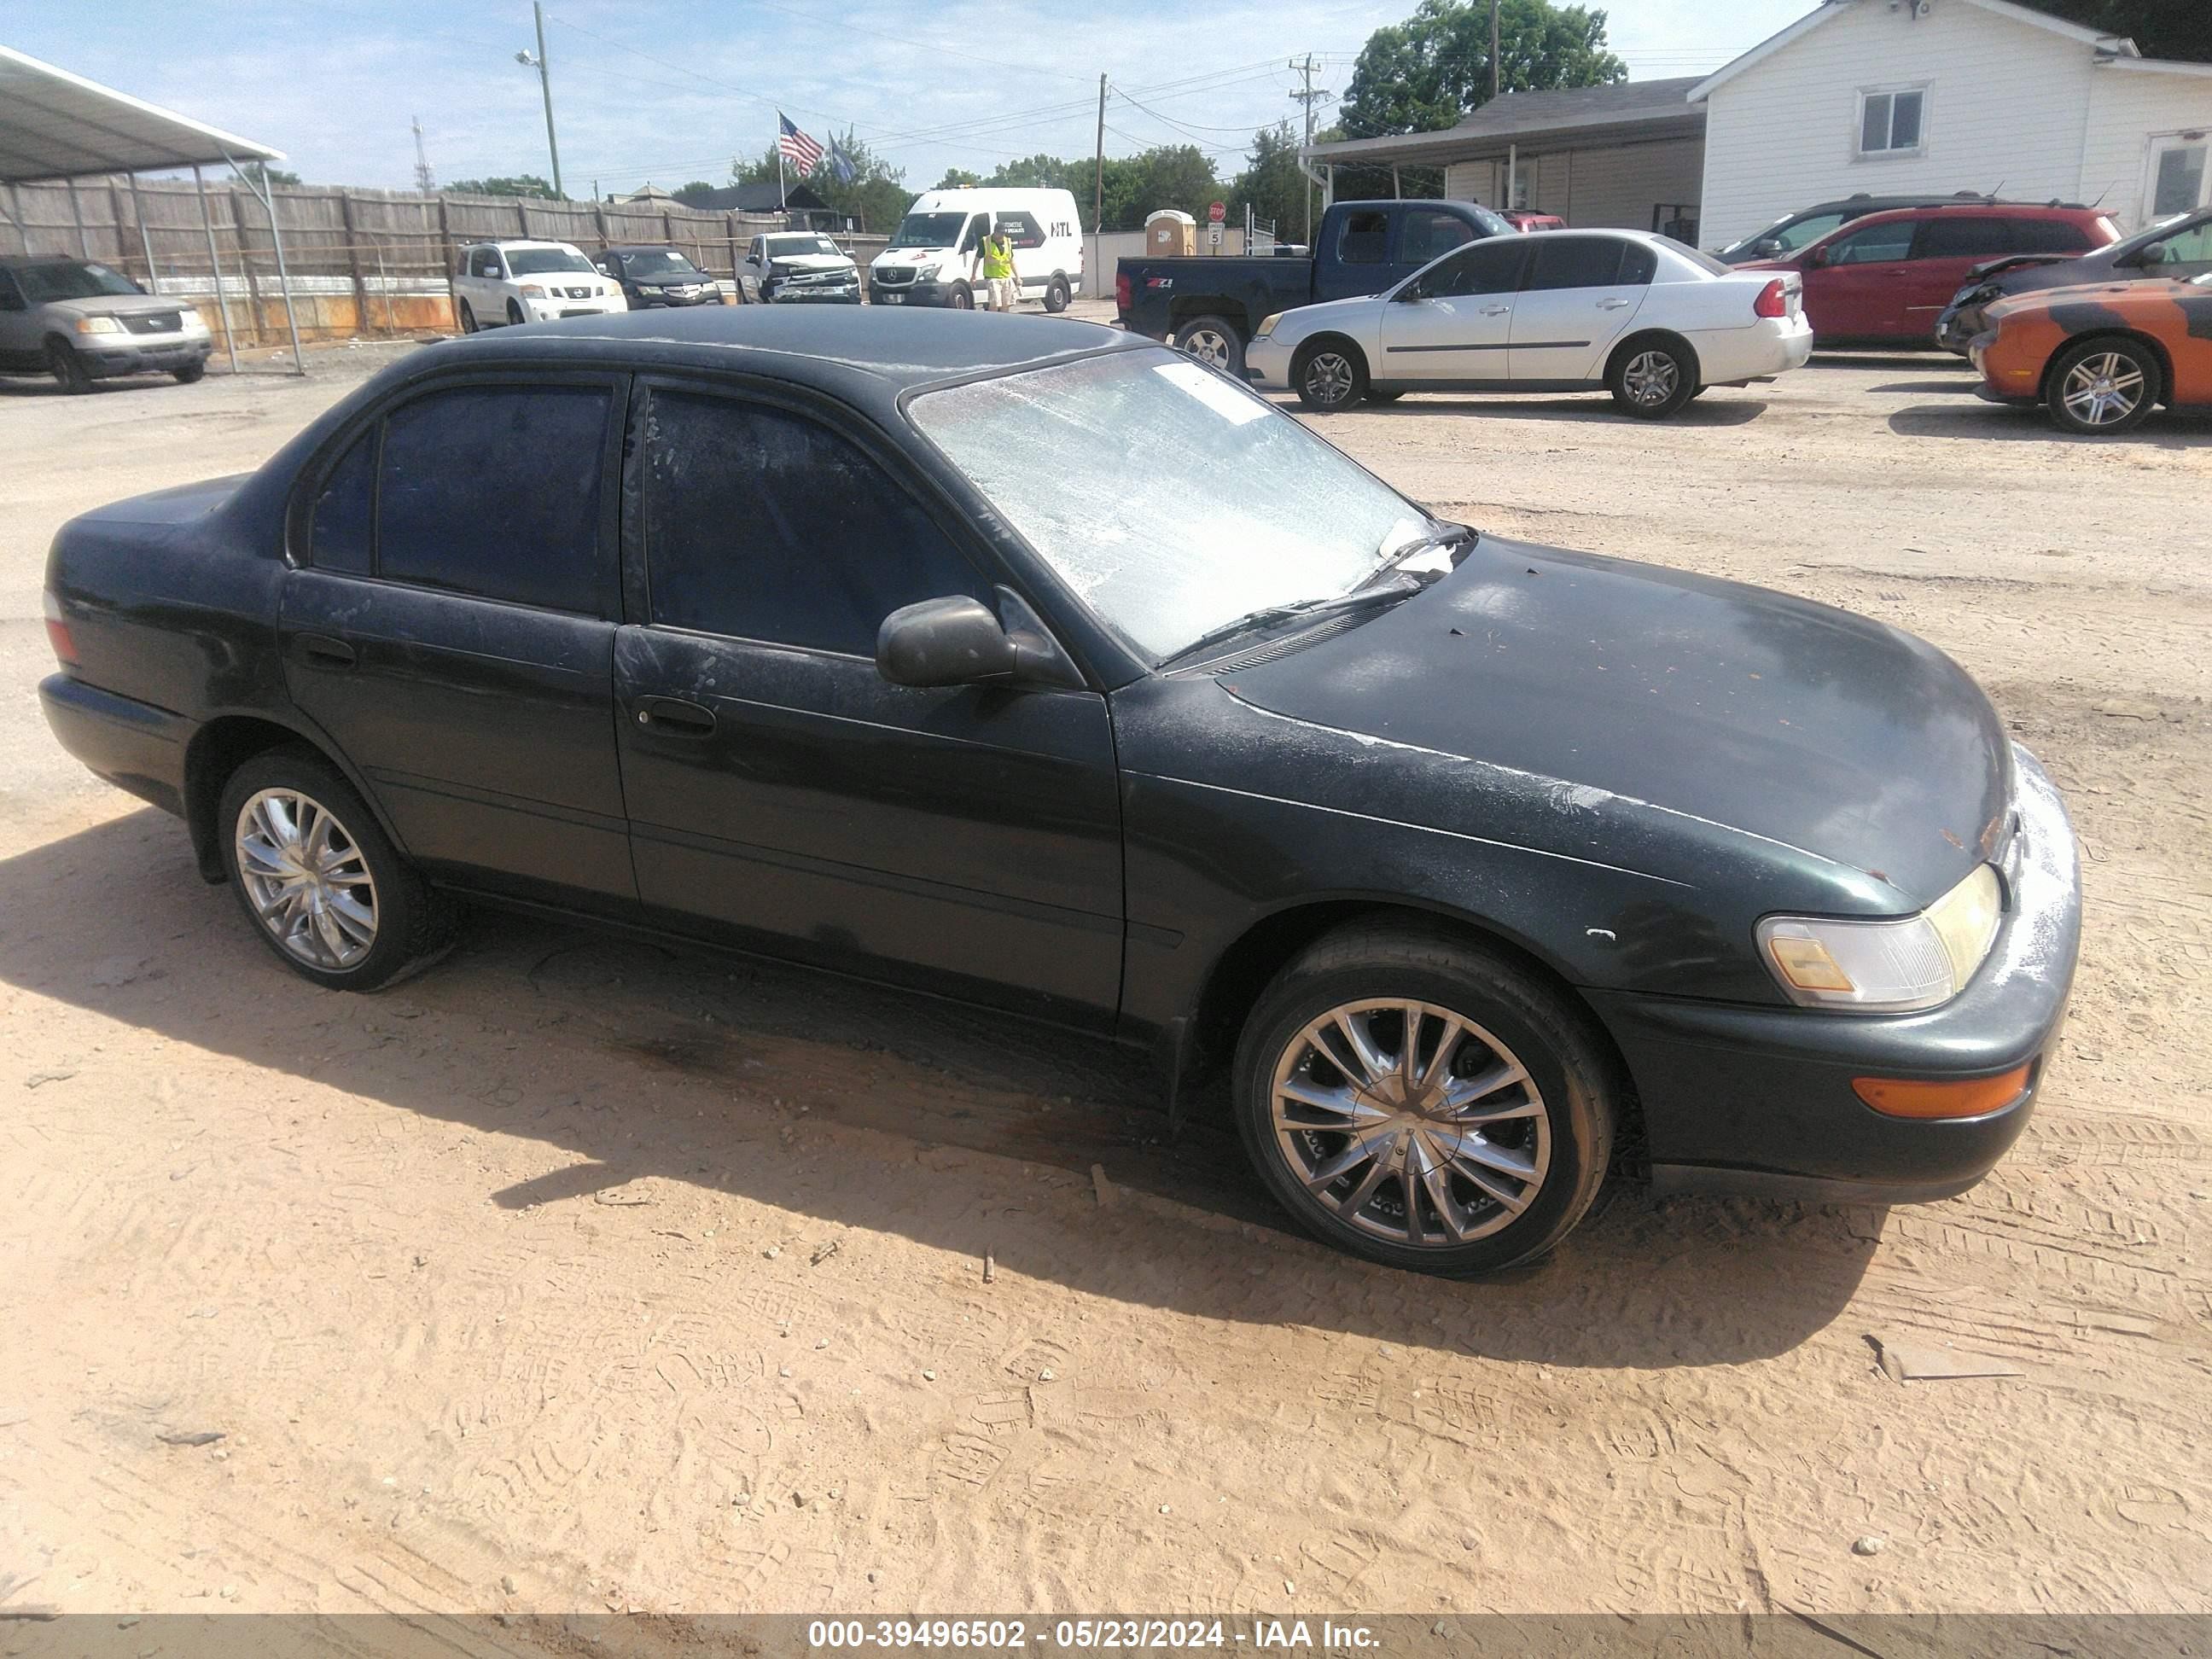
[979,222,1016,312]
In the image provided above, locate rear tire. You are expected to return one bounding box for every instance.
[46,338,91,394]
[172,361,207,384]
[217,748,457,993]
[1044,275,1071,313]
[1173,314,1245,376]
[1607,335,1697,419]
[1232,921,1617,1276]
[1292,337,1366,412]
[2045,336,2159,436]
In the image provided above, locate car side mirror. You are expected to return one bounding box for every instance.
[1804,246,1830,268]
[876,596,1021,688]
[1751,238,1784,258]
[0,293,22,312]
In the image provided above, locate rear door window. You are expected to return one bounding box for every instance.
[375,384,613,613]
[309,431,376,574]
[2009,218,2095,253]
[1523,236,1627,290]
[1336,210,1388,265]
[1912,217,2013,259]
[640,388,990,656]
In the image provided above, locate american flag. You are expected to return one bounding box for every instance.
[777,114,824,173]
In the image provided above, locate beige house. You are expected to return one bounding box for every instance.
[1301,79,1708,242]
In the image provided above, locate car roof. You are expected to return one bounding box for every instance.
[466,238,580,250]
[406,305,1144,406]
[601,243,702,254]
[0,253,107,268]
[1837,203,2102,229]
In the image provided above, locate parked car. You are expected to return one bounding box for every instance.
[1117,198,1516,375]
[1740,204,2120,347]
[0,256,212,393]
[38,306,2080,1275]
[1936,207,2212,354]
[1501,211,1568,233]
[1970,271,2212,434]
[452,240,626,331]
[593,244,725,310]
[869,187,1083,312]
[1711,192,2000,265]
[738,232,861,305]
[1246,230,1812,418]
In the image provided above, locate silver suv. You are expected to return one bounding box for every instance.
[0,257,213,393]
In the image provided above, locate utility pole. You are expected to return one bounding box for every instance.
[515,3,563,199]
[1092,72,1107,281]
[411,116,434,194]
[1289,55,1330,247]
[1490,0,1502,101]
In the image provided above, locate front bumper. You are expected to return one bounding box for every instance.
[868,279,963,307]
[1591,743,2081,1204]
[39,672,193,818]
[526,296,627,322]
[628,288,722,308]
[1244,333,1292,388]
[765,279,862,304]
[80,334,212,376]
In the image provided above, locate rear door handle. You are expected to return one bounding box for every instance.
[296,633,356,668]
[1597,297,1632,311]
[634,696,716,736]
[1480,304,1511,315]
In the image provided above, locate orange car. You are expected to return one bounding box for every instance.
[1971,271,2212,434]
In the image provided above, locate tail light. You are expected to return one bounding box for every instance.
[1754,278,1790,319]
[1115,271,1132,315]
[44,591,79,668]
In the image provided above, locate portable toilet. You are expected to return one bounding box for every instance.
[1144,210,1196,256]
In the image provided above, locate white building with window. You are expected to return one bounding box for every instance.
[1691,0,2212,248]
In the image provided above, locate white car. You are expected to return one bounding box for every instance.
[1243,230,1812,419]
[453,241,627,332]
[737,232,862,305]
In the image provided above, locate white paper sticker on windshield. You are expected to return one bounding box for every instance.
[1152,358,1269,426]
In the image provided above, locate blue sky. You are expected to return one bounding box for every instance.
[9,0,1813,196]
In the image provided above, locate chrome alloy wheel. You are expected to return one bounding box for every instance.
[1301,350,1356,406]
[2059,351,2146,427]
[1271,1000,1551,1248]
[1180,325,1235,370]
[1621,349,1679,407]
[234,788,379,970]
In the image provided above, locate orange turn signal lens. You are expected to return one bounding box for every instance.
[1852,1064,2032,1121]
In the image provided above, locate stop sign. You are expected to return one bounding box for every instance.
[1208,201,1226,224]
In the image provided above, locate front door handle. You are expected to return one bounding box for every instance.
[634,696,716,736]
[1480,304,1511,315]
[296,633,356,669]
[1596,297,1632,311]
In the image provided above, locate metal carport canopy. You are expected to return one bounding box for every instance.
[0,43,300,374]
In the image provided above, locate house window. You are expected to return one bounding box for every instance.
[1858,87,1926,156]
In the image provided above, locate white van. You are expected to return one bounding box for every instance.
[869,188,1083,311]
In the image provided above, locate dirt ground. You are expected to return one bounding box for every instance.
[1,317,2206,1626]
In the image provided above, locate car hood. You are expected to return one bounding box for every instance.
[45,292,184,321]
[876,247,953,267]
[1218,535,2011,908]
[1275,293,1379,334]
[770,253,857,273]
[637,270,713,286]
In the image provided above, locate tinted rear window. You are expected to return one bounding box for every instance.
[1524,236,1627,290]
[2010,218,2095,253]
[310,432,375,574]
[376,385,610,613]
[1914,217,2017,259]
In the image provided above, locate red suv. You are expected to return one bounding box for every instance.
[1743,204,2119,346]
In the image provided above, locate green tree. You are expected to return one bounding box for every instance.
[2017,0,2209,60]
[934,167,983,189]
[1099,145,1222,231]
[445,174,562,199]
[1340,0,1627,138]
[1227,122,1307,240]
[671,179,720,207]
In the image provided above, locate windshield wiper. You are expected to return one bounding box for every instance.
[1160,577,1427,669]
[1362,523,1476,587]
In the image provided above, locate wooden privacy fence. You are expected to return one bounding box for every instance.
[0,176,891,350]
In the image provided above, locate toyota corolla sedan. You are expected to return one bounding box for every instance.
[38,308,2078,1274]
[1243,230,1811,417]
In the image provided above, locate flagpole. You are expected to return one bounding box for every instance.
[777,137,787,224]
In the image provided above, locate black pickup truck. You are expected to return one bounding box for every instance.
[1115,198,1513,375]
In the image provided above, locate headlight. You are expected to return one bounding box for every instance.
[178,306,206,330]
[74,315,122,335]
[520,283,546,298]
[1255,311,1283,339]
[1758,864,2002,1014]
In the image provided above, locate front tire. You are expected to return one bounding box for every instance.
[459,300,479,334]
[47,338,91,394]
[1232,923,1616,1275]
[1044,275,1071,313]
[1607,335,1697,419]
[217,748,457,992]
[505,299,525,327]
[2046,336,2158,435]
[1292,338,1366,412]
[172,361,207,384]
[946,282,974,311]
[1173,314,1245,377]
